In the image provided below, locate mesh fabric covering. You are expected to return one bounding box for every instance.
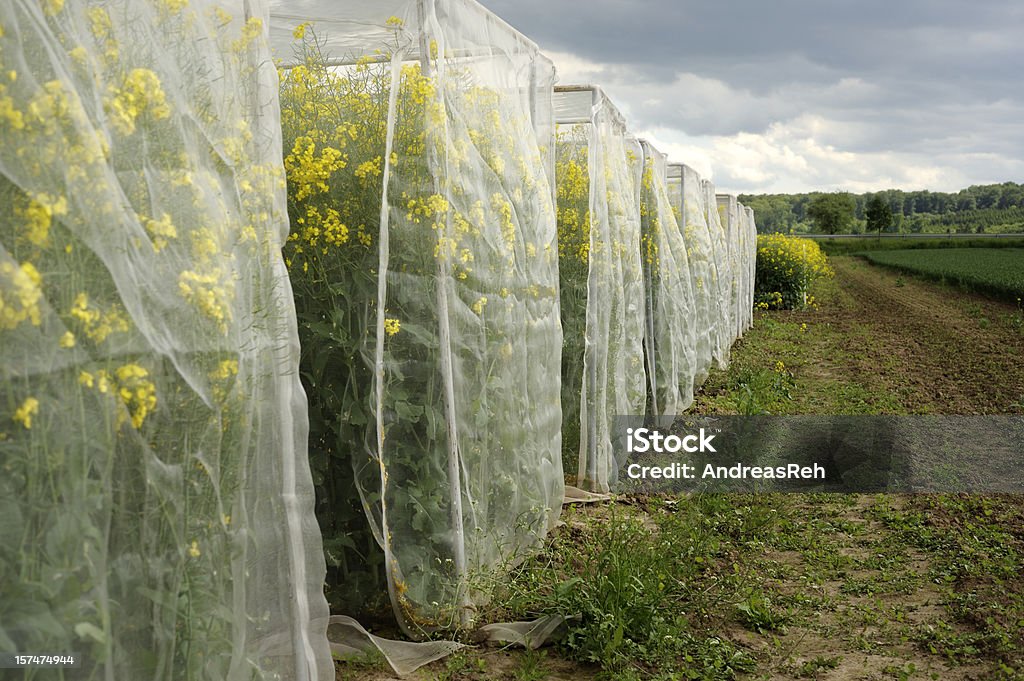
[717,194,753,341]
[269,0,564,636]
[0,0,331,678]
[667,163,725,378]
[703,182,736,352]
[554,86,646,493]
[638,140,696,415]
[740,205,757,332]
[699,178,736,364]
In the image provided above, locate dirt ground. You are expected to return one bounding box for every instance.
[336,257,1024,681]
[785,256,1024,415]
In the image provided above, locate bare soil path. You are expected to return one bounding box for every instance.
[783,256,1024,415]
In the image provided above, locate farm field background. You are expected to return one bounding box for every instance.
[349,254,1024,681]
[860,248,1024,302]
[815,236,1024,256]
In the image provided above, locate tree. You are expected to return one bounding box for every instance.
[741,195,792,233]
[956,194,977,212]
[807,192,856,234]
[865,194,893,235]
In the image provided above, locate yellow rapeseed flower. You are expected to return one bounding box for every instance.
[70,293,131,343]
[12,397,39,429]
[16,192,67,247]
[353,156,382,180]
[42,0,64,16]
[114,363,157,429]
[178,268,232,334]
[160,0,188,14]
[144,213,178,252]
[232,16,263,52]
[104,68,171,136]
[0,261,44,330]
[212,359,239,380]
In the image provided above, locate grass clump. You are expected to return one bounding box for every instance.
[483,497,789,679]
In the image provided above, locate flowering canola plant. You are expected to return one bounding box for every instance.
[280,23,561,633]
[554,117,646,492]
[1,1,328,677]
[554,126,591,472]
[755,233,834,310]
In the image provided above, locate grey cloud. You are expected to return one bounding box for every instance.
[481,0,1024,191]
[489,0,1023,82]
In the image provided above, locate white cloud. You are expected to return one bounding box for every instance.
[546,50,601,84]
[635,117,1024,195]
[516,1,1024,195]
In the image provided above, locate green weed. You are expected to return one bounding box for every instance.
[484,501,758,678]
[512,648,548,681]
[795,655,841,678]
[735,591,789,634]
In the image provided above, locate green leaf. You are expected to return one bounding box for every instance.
[609,622,624,655]
[424,404,442,437]
[14,608,68,641]
[74,622,107,644]
[311,345,333,381]
[394,401,423,421]
[346,402,368,426]
[555,577,583,599]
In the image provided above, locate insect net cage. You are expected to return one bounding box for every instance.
[717,195,755,338]
[637,140,698,414]
[268,0,564,635]
[1,0,332,678]
[552,85,646,494]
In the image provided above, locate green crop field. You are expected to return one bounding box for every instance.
[817,235,1024,256]
[862,248,1024,301]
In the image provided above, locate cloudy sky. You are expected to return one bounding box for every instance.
[485,0,1024,195]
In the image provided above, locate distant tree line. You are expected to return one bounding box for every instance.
[739,182,1024,235]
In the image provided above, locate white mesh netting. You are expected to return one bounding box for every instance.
[553,86,646,494]
[2,1,761,671]
[704,180,738,353]
[667,162,727,377]
[0,0,331,678]
[740,204,757,332]
[717,193,755,340]
[268,0,564,636]
[638,140,697,415]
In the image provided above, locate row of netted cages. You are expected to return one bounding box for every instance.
[553,85,757,494]
[2,0,757,676]
[265,0,758,641]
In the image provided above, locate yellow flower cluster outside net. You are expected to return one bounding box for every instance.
[755,233,834,309]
